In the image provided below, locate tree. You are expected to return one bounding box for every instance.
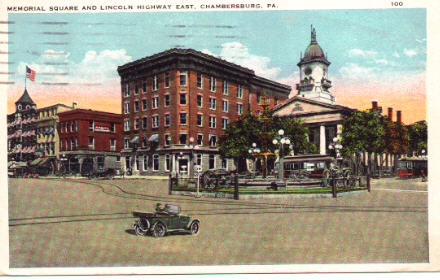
[341,110,385,174]
[218,113,317,172]
[218,114,263,172]
[408,120,427,155]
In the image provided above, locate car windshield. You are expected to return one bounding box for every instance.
[164,204,180,215]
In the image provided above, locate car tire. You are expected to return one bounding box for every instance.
[134,224,148,236]
[152,222,166,238]
[189,220,200,235]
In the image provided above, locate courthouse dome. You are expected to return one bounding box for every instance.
[298,26,330,66]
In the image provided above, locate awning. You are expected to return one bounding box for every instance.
[148,134,159,142]
[130,136,140,144]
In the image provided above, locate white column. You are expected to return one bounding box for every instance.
[320,125,326,155]
[172,154,177,173]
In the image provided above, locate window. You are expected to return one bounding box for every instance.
[257,94,262,104]
[152,115,159,128]
[153,154,159,171]
[135,156,140,171]
[124,83,130,97]
[237,103,243,115]
[237,85,243,98]
[142,80,147,92]
[222,100,228,112]
[165,155,171,171]
[165,94,170,107]
[209,116,216,128]
[143,155,148,171]
[209,98,216,110]
[98,157,105,170]
[124,138,130,149]
[180,112,187,125]
[180,92,187,105]
[209,154,215,169]
[222,118,229,130]
[165,134,171,146]
[142,136,147,148]
[152,97,159,109]
[75,138,78,149]
[209,135,217,147]
[134,100,140,112]
[88,136,94,150]
[196,154,202,167]
[164,72,170,88]
[65,139,68,151]
[124,120,130,131]
[124,102,130,114]
[221,158,228,169]
[223,80,228,94]
[197,134,203,145]
[179,71,187,87]
[153,75,158,91]
[142,99,147,110]
[197,95,203,107]
[70,139,74,150]
[179,134,187,145]
[197,73,203,88]
[110,139,116,151]
[135,83,139,95]
[142,117,147,129]
[197,114,203,127]
[70,121,74,132]
[89,120,94,131]
[125,156,131,170]
[110,122,115,133]
[210,76,216,91]
[135,118,140,130]
[274,98,278,106]
[165,114,170,127]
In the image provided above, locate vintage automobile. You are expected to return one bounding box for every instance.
[200,169,234,190]
[132,204,200,237]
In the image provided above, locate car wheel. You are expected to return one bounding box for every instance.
[189,220,200,235]
[134,224,148,236]
[152,222,166,238]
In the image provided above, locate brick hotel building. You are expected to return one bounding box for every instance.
[117,48,291,175]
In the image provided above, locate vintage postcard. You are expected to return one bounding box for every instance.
[0,0,439,276]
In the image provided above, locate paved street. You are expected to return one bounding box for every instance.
[8,177,428,267]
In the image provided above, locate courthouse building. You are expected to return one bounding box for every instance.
[117,48,291,174]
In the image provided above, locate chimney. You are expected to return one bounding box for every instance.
[387,107,393,121]
[372,100,378,109]
[72,102,77,109]
[396,110,402,124]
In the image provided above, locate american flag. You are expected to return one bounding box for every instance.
[26,66,36,81]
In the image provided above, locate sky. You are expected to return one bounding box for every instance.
[6,9,426,123]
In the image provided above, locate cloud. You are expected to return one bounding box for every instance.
[392,51,400,58]
[348,49,377,59]
[416,38,426,44]
[215,42,281,80]
[374,59,389,65]
[403,48,417,57]
[338,63,377,80]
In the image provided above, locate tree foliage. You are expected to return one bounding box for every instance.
[218,113,317,160]
[408,120,427,154]
[384,119,409,155]
[341,110,386,156]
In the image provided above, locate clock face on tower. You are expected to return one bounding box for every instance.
[304,67,312,75]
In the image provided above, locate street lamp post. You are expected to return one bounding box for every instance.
[185,137,198,178]
[328,137,343,159]
[248,143,261,176]
[272,129,291,181]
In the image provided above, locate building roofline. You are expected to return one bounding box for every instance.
[118,48,291,93]
[271,95,355,113]
[36,103,75,112]
[58,108,122,117]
